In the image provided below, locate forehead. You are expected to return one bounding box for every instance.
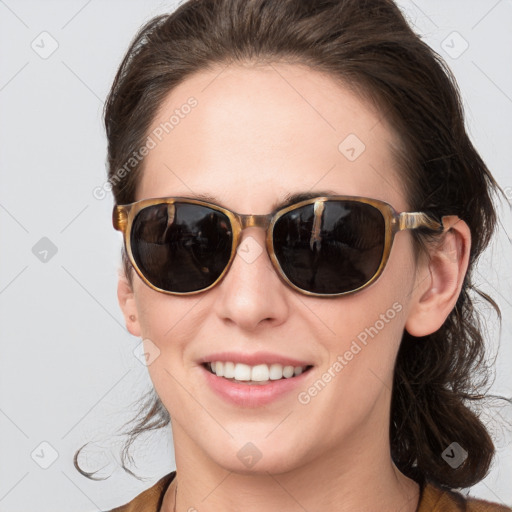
[137,62,407,212]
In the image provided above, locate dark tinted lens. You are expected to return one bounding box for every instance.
[273,201,386,294]
[131,203,232,292]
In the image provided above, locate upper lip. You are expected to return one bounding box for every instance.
[198,351,314,367]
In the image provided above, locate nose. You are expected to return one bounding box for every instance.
[212,229,290,331]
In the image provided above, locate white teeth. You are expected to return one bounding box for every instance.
[251,364,269,382]
[269,363,283,380]
[207,361,309,382]
[224,361,235,378]
[234,363,251,381]
[282,365,295,378]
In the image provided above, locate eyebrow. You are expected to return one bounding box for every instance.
[184,190,338,212]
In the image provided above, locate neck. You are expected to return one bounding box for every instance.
[162,421,420,512]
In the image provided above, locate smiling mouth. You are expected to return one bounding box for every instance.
[202,361,314,384]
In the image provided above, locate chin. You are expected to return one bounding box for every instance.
[205,436,307,476]
[220,454,303,477]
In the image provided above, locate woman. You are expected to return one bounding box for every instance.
[78,0,511,510]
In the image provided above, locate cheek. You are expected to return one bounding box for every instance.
[133,283,168,339]
[298,294,409,448]
[319,293,406,383]
[131,279,204,361]
[318,236,416,380]
[131,282,202,406]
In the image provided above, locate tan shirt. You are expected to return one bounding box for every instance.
[109,471,511,512]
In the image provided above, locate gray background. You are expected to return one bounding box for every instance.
[0,1,511,510]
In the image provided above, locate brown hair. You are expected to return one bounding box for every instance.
[76,0,509,489]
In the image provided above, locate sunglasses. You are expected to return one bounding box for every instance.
[113,195,444,297]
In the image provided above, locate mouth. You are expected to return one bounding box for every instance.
[198,351,316,406]
[202,361,314,385]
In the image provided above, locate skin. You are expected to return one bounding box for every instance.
[117,61,471,512]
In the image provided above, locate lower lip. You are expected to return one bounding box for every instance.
[201,364,313,407]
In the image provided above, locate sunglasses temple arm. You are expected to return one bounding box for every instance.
[397,212,444,232]
[113,205,129,232]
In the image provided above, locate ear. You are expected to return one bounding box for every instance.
[117,270,141,337]
[405,216,471,337]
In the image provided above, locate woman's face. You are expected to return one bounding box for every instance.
[121,62,423,474]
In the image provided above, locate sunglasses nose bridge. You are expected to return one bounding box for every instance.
[237,213,273,231]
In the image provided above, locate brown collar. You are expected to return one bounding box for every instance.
[109,471,511,512]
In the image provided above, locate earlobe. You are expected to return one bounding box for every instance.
[117,271,141,337]
[405,216,471,337]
